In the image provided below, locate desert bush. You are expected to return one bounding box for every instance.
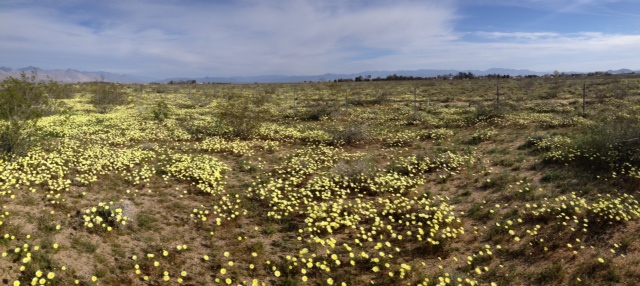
[467,102,504,124]
[151,100,171,122]
[332,157,378,179]
[179,115,229,139]
[329,124,369,146]
[47,81,77,99]
[606,80,636,100]
[299,99,340,121]
[573,115,640,173]
[152,84,167,94]
[186,91,213,108]
[217,94,270,139]
[542,83,561,99]
[519,135,547,150]
[331,157,379,193]
[89,82,128,113]
[536,112,640,180]
[0,72,53,156]
[262,85,278,95]
[405,112,424,125]
[347,90,391,106]
[467,128,496,145]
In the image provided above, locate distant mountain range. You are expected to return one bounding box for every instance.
[0,66,148,84]
[161,68,552,84]
[0,66,637,84]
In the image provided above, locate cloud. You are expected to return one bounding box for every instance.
[474,31,562,40]
[337,30,640,73]
[0,0,457,77]
[460,0,624,9]
[0,0,638,78]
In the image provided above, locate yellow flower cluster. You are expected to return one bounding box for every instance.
[82,202,130,232]
[164,153,229,195]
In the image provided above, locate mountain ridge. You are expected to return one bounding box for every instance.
[0,67,147,84]
[160,68,551,84]
[0,66,637,84]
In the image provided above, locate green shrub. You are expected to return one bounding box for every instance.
[0,72,53,156]
[299,99,340,121]
[347,90,390,106]
[151,100,171,122]
[89,82,128,113]
[573,115,640,173]
[467,102,504,124]
[217,94,270,139]
[329,124,369,146]
[47,81,77,99]
[467,128,496,145]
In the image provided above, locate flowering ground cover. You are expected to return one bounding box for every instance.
[1,77,640,285]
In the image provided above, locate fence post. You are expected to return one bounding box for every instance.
[425,87,430,107]
[582,82,586,114]
[496,85,500,111]
[414,87,418,114]
[293,86,297,116]
[345,89,349,111]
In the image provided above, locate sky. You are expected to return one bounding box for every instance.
[1,0,639,79]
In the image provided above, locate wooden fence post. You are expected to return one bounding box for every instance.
[345,89,349,111]
[414,87,418,114]
[293,86,297,115]
[496,85,500,111]
[582,82,586,114]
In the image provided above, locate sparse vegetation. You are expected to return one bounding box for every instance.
[0,76,640,285]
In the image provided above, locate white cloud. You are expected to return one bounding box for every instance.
[337,31,640,72]
[0,0,457,77]
[0,0,638,78]
[474,32,562,40]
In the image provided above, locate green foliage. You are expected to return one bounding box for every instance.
[467,102,504,124]
[348,90,391,106]
[573,115,640,173]
[534,262,565,284]
[0,72,53,156]
[217,92,271,139]
[542,81,561,99]
[151,100,171,122]
[184,88,213,108]
[89,82,128,113]
[467,128,496,145]
[47,81,77,99]
[300,99,340,121]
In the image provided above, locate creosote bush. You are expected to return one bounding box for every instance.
[88,82,128,113]
[217,94,270,139]
[300,99,340,121]
[151,100,171,122]
[467,102,504,124]
[573,115,640,173]
[0,72,53,156]
[329,124,369,146]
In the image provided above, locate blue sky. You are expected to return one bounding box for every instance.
[1,0,639,78]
